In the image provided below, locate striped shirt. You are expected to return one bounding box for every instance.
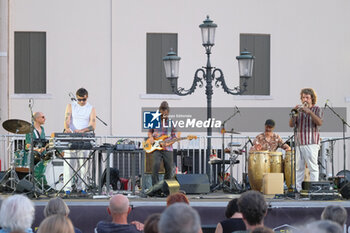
[295,105,323,145]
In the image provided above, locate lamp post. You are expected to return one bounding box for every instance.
[163,15,255,172]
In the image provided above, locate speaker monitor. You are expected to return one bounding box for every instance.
[175,174,210,194]
[145,179,180,197]
[340,182,350,199]
[16,179,42,194]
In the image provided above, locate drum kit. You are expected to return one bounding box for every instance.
[1,119,64,194]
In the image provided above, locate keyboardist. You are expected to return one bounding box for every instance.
[63,87,96,194]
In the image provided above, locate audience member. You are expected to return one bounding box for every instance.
[158,203,201,233]
[43,197,82,233]
[144,213,161,233]
[166,192,190,207]
[301,220,343,233]
[215,198,245,233]
[95,194,144,233]
[37,214,75,233]
[321,205,348,227]
[251,226,274,233]
[234,190,268,233]
[0,194,35,233]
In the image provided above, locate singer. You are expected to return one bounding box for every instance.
[63,87,96,194]
[250,119,290,152]
[289,88,323,192]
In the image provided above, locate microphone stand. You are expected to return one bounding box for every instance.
[287,112,298,197]
[325,103,350,182]
[28,99,39,198]
[211,108,240,192]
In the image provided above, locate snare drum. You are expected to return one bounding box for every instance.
[248,151,270,192]
[34,159,64,190]
[269,151,283,173]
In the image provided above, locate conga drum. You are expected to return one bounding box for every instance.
[248,151,270,192]
[284,151,295,188]
[269,151,283,173]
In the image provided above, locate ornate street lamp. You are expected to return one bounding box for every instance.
[163,15,255,171]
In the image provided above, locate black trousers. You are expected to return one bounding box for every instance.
[151,150,173,185]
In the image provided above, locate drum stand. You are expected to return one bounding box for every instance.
[285,114,298,198]
[21,99,41,198]
[0,138,21,191]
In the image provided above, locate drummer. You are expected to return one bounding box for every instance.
[25,112,46,154]
[250,119,290,152]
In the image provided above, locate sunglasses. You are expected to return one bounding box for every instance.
[77,98,87,102]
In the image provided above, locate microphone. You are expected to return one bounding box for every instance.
[324,99,329,108]
[69,92,77,101]
[235,106,240,115]
[28,98,34,108]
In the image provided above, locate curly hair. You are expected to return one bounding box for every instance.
[300,88,317,105]
[238,191,267,226]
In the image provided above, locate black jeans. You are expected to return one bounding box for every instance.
[151,150,173,185]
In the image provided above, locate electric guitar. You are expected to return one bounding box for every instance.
[143,135,197,153]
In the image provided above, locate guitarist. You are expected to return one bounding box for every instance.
[148,101,177,186]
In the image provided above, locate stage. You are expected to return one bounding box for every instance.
[1,190,348,233]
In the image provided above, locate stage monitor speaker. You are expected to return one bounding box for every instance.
[302,181,332,191]
[176,174,210,194]
[16,179,42,194]
[145,179,180,197]
[340,182,350,199]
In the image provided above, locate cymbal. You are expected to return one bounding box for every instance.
[2,119,31,134]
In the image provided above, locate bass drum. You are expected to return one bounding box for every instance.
[35,159,64,191]
[248,151,270,192]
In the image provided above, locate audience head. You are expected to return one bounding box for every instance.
[159,203,201,233]
[0,194,35,232]
[251,226,274,233]
[44,197,70,217]
[37,214,75,233]
[302,220,343,233]
[225,198,240,218]
[321,205,347,227]
[166,192,190,207]
[144,213,161,233]
[108,194,130,215]
[238,190,267,226]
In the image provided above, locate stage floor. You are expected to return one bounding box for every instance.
[1,190,349,233]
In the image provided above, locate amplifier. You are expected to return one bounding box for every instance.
[302,181,333,192]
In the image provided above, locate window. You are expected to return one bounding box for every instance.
[146,33,177,94]
[14,32,46,94]
[239,34,270,95]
